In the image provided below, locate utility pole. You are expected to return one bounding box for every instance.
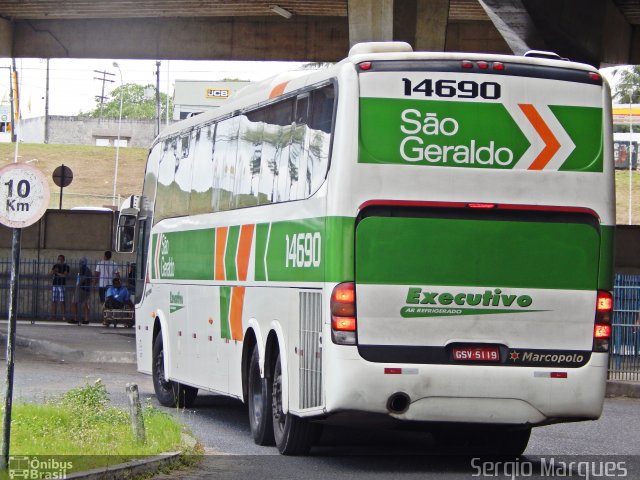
[44,59,50,144]
[155,61,161,136]
[94,69,115,123]
[9,60,17,143]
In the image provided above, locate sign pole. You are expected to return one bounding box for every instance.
[0,163,50,470]
[0,227,21,470]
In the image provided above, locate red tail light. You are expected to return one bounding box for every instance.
[467,203,497,209]
[593,290,612,352]
[358,62,372,71]
[331,282,357,344]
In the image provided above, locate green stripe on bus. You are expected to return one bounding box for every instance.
[355,216,600,290]
[254,223,270,282]
[359,98,529,169]
[358,98,603,172]
[154,229,215,280]
[219,286,231,340]
[258,217,355,282]
[551,105,604,172]
[225,225,240,281]
[599,225,615,291]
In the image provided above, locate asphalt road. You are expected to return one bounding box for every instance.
[3,350,640,479]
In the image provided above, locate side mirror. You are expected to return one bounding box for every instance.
[116,214,137,253]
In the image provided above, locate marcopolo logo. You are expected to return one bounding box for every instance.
[399,109,515,166]
[401,287,540,318]
[508,349,589,367]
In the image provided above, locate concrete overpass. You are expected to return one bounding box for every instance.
[0,0,638,66]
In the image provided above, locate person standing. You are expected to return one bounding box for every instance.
[50,254,69,321]
[94,251,119,304]
[71,257,92,325]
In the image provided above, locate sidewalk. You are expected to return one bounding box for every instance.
[0,319,136,364]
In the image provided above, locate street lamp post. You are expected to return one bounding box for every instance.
[112,62,123,206]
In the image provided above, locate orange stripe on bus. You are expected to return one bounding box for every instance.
[230,286,245,341]
[215,227,228,281]
[518,103,560,171]
[236,224,255,282]
[269,81,289,99]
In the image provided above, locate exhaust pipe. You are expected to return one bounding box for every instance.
[387,392,410,414]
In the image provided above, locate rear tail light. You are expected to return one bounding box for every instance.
[467,203,497,209]
[331,282,357,345]
[358,62,372,71]
[593,290,613,352]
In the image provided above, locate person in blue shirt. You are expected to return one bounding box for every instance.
[104,277,133,310]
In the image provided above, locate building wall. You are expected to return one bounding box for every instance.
[173,80,250,120]
[18,116,161,147]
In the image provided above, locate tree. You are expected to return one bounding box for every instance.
[82,83,174,120]
[613,66,640,104]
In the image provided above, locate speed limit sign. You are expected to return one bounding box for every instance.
[0,163,50,228]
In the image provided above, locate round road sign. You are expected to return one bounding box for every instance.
[0,163,50,228]
[52,165,73,188]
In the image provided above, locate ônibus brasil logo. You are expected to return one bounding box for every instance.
[401,287,544,318]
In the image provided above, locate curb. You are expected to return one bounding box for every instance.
[64,434,199,479]
[0,332,136,364]
[65,452,184,480]
[606,380,640,398]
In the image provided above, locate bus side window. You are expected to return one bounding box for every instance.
[236,109,265,208]
[290,94,310,201]
[174,132,194,215]
[190,124,215,215]
[213,116,240,211]
[155,138,178,223]
[308,85,335,194]
[261,98,294,203]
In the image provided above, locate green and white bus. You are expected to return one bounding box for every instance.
[119,42,614,455]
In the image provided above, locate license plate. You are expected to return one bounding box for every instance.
[452,346,500,362]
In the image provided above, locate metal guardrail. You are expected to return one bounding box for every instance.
[0,258,133,324]
[611,274,640,381]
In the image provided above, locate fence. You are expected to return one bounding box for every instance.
[0,258,133,324]
[610,274,640,381]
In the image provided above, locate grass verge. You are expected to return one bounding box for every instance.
[1,380,200,478]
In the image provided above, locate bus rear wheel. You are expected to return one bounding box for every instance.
[248,345,275,445]
[271,353,317,455]
[152,334,198,408]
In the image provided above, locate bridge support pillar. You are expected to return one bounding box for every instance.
[348,0,450,51]
[0,18,13,57]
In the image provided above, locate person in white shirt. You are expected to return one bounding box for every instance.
[94,250,119,303]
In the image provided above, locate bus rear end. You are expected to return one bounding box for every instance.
[324,44,613,449]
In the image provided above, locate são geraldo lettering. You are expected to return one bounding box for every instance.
[399,109,514,166]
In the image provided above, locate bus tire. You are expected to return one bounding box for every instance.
[271,353,316,455]
[248,346,275,445]
[152,334,198,408]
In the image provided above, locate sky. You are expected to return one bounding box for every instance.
[0,58,307,119]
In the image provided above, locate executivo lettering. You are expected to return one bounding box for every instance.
[401,287,542,318]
